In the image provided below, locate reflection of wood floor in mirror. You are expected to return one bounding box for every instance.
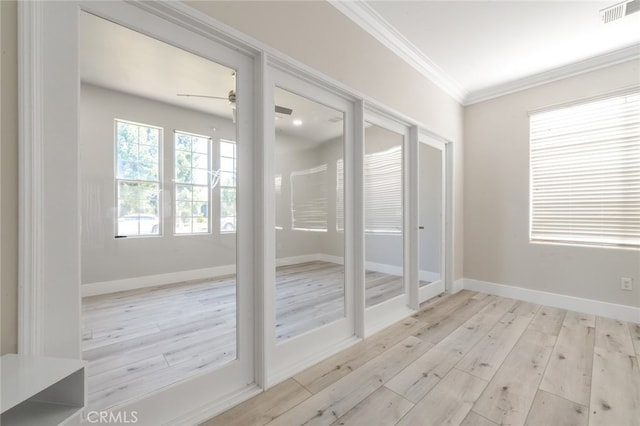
[82,261,410,412]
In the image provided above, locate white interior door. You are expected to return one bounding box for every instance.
[418,137,446,303]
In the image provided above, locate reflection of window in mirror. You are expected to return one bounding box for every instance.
[290,164,328,232]
[115,119,162,237]
[174,131,211,235]
[219,139,237,233]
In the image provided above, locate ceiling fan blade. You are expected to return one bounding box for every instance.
[176,93,228,100]
[275,105,293,115]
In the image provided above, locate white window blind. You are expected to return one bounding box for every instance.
[290,164,328,231]
[530,90,640,248]
[364,146,403,233]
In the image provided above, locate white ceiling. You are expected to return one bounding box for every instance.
[80,12,344,143]
[336,0,640,103]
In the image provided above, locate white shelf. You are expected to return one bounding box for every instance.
[1,354,85,426]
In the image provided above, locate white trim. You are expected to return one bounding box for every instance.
[465,44,640,105]
[365,303,415,337]
[365,261,403,277]
[328,0,466,103]
[329,1,640,106]
[18,0,44,355]
[81,265,236,298]
[419,280,446,304]
[462,278,640,324]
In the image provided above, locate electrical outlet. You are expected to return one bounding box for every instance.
[621,277,633,291]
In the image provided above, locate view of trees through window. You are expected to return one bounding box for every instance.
[219,140,236,232]
[115,122,236,237]
[175,131,211,234]
[116,120,161,236]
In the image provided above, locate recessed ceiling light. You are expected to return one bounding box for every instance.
[293,119,303,126]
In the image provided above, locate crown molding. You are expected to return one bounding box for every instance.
[329,0,467,103]
[330,1,640,107]
[465,43,640,105]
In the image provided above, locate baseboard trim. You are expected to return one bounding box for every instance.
[462,278,640,323]
[365,261,403,276]
[82,265,236,298]
[83,253,347,297]
[451,278,465,294]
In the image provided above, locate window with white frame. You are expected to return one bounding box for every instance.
[175,131,211,234]
[530,90,640,248]
[291,164,328,231]
[220,140,237,233]
[115,120,162,237]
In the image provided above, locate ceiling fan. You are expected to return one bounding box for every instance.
[176,90,293,116]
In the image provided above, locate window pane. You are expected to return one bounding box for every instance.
[530,90,640,248]
[192,153,208,169]
[192,186,209,203]
[220,157,235,172]
[174,131,212,234]
[192,136,209,154]
[117,181,160,236]
[220,141,235,157]
[193,169,209,186]
[220,171,235,187]
[116,121,160,183]
[175,133,191,151]
[221,188,236,217]
[175,184,192,201]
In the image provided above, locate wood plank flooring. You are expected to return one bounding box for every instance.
[82,261,406,412]
[202,291,640,426]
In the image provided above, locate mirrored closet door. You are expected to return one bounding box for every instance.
[78,7,254,416]
[269,70,355,378]
[418,136,446,302]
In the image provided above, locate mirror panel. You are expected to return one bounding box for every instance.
[364,123,404,307]
[274,87,345,342]
[79,11,240,411]
[419,143,443,287]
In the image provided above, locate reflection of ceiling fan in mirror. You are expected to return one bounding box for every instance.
[176,90,293,116]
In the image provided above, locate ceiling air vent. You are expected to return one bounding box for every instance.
[601,0,640,23]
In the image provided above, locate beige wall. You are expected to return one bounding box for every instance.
[1,0,18,355]
[187,0,466,282]
[464,60,640,307]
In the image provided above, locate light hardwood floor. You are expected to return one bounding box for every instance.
[82,261,406,412]
[202,290,640,426]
